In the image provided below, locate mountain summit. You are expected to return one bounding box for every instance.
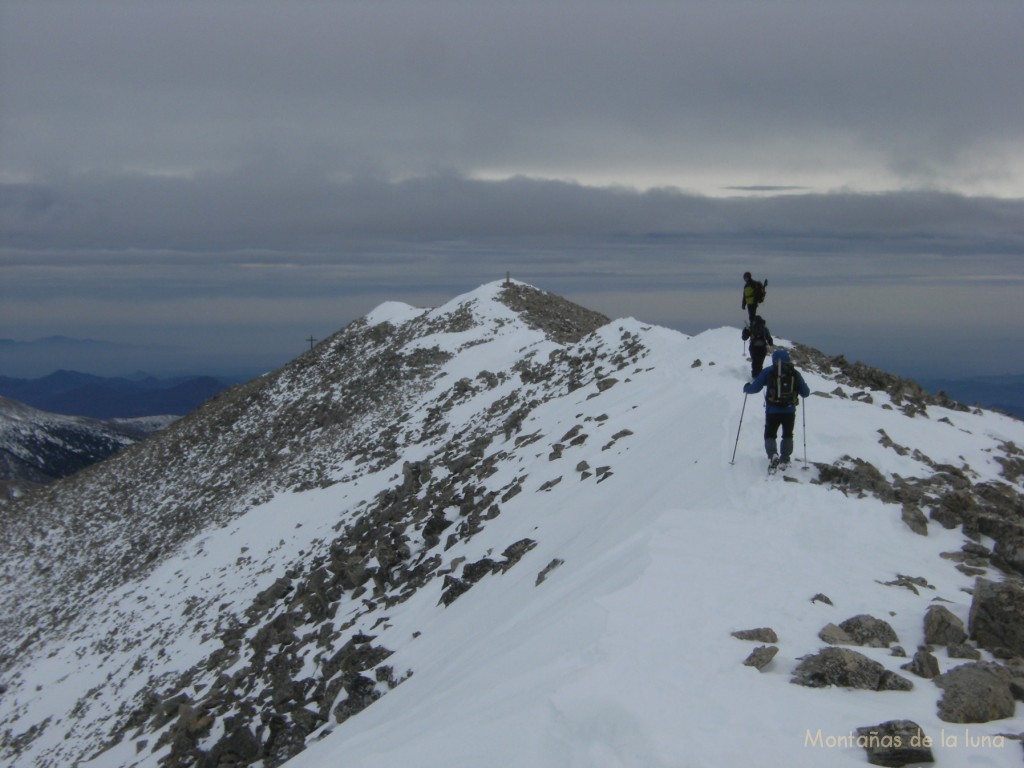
[1,280,1023,768]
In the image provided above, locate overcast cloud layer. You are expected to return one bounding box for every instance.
[1,1,1023,380]
[4,0,1023,194]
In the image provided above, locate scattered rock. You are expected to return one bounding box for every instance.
[900,648,940,679]
[499,539,537,571]
[743,646,779,671]
[877,574,934,595]
[947,643,982,660]
[535,558,564,586]
[815,458,897,502]
[811,593,833,606]
[791,647,913,691]
[837,614,900,648]
[855,720,935,767]
[956,563,987,577]
[924,604,968,647]
[900,504,929,535]
[201,722,261,768]
[438,575,471,607]
[732,627,779,643]
[537,477,562,492]
[935,662,1015,723]
[332,672,381,724]
[818,623,854,646]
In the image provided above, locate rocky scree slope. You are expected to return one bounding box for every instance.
[789,342,1024,577]
[0,281,620,766]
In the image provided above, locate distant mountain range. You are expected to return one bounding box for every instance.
[0,369,232,419]
[0,335,181,378]
[0,335,281,381]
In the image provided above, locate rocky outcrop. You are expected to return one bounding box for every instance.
[818,615,899,648]
[935,662,1016,723]
[791,648,913,691]
[838,614,900,648]
[796,353,1024,575]
[900,648,940,679]
[923,604,968,647]
[743,646,779,670]
[733,627,781,670]
[497,282,609,345]
[855,720,935,767]
[789,344,971,417]
[818,623,854,646]
[969,578,1024,657]
[731,627,779,643]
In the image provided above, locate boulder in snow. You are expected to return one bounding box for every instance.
[731,627,779,643]
[743,645,779,671]
[900,647,940,679]
[791,647,913,691]
[923,604,967,647]
[836,614,900,648]
[818,622,854,646]
[935,662,1015,723]
[855,720,935,767]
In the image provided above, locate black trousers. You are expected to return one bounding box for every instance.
[749,345,768,377]
[764,411,796,440]
[746,303,758,325]
[763,411,797,459]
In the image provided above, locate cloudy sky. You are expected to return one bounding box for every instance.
[2,0,1023,379]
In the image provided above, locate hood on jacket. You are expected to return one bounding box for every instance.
[772,349,790,364]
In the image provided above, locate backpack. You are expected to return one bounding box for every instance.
[747,321,768,348]
[766,359,799,406]
[753,280,766,304]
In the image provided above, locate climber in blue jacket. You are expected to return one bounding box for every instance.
[743,349,810,469]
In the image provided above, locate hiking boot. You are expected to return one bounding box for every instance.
[778,458,790,471]
[781,439,794,460]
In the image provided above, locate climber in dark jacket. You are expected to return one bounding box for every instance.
[741,315,773,378]
[743,349,810,467]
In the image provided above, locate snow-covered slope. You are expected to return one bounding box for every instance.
[0,396,146,503]
[1,281,1022,768]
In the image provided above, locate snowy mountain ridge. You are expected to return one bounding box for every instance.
[0,396,157,504]
[1,280,1023,768]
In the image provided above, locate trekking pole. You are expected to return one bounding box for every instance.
[801,398,809,469]
[730,393,748,465]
